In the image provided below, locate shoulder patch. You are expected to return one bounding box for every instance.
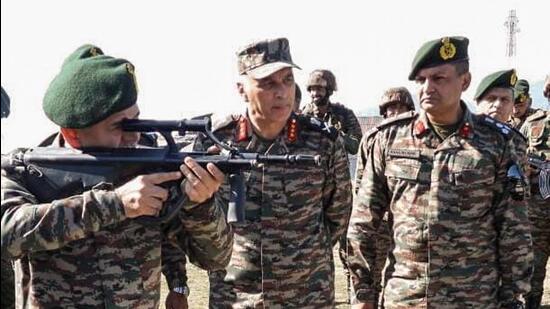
[479,115,516,140]
[375,111,417,131]
[210,113,240,132]
[298,114,339,140]
[525,109,548,123]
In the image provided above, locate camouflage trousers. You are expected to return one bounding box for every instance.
[527,211,550,308]
[1,258,15,309]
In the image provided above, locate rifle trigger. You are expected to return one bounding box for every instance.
[27,164,43,178]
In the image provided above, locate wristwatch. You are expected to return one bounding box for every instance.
[172,285,190,297]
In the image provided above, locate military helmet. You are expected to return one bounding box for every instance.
[306,70,338,93]
[379,87,415,116]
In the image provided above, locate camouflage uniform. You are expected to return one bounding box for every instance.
[510,107,539,130]
[302,95,361,304]
[520,110,550,308]
[302,102,362,155]
[347,104,533,308]
[199,112,352,308]
[353,112,415,308]
[1,133,233,308]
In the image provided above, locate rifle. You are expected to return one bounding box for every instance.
[1,118,321,224]
[527,155,550,200]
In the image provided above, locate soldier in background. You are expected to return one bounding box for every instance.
[354,86,415,308]
[510,79,539,130]
[302,69,363,154]
[520,81,550,309]
[348,36,533,309]
[204,37,352,308]
[301,69,361,304]
[1,45,232,308]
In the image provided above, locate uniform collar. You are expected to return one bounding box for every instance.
[235,111,300,144]
[414,101,475,139]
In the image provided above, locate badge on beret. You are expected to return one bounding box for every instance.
[518,93,527,103]
[90,47,99,57]
[439,37,456,60]
[126,63,139,93]
[510,71,518,86]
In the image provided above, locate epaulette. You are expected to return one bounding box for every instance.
[374,111,417,133]
[210,113,241,132]
[298,114,339,140]
[479,115,517,141]
[525,109,548,123]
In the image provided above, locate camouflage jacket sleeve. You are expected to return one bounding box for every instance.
[347,133,388,304]
[340,108,363,155]
[1,170,127,260]
[161,229,188,290]
[164,189,233,271]
[495,138,533,303]
[323,136,353,246]
[353,134,375,195]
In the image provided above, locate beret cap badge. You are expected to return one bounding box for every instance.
[510,71,518,86]
[439,37,457,60]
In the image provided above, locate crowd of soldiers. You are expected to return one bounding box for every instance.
[0,35,548,309]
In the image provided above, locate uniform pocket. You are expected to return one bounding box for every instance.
[452,169,495,218]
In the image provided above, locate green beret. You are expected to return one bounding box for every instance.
[514,79,530,103]
[1,86,10,119]
[408,36,469,80]
[43,44,138,129]
[474,69,517,101]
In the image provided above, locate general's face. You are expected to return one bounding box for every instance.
[76,104,141,148]
[239,67,295,126]
[414,64,470,119]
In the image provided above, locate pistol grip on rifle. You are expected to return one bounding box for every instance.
[228,173,246,223]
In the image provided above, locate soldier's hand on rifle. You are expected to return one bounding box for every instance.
[115,171,183,218]
[180,157,224,203]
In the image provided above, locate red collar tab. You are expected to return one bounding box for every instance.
[287,117,298,143]
[414,120,427,136]
[235,116,249,142]
[459,122,472,138]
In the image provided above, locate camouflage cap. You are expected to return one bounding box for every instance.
[43,44,138,129]
[379,87,415,115]
[408,36,469,80]
[236,37,300,79]
[474,69,517,101]
[1,86,10,119]
[514,79,530,103]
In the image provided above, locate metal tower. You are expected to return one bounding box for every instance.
[504,9,520,57]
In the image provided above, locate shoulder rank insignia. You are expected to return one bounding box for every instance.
[481,115,513,140]
[440,37,456,60]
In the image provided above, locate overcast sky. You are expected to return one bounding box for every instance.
[1,0,549,150]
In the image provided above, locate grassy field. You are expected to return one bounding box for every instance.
[160,250,550,308]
